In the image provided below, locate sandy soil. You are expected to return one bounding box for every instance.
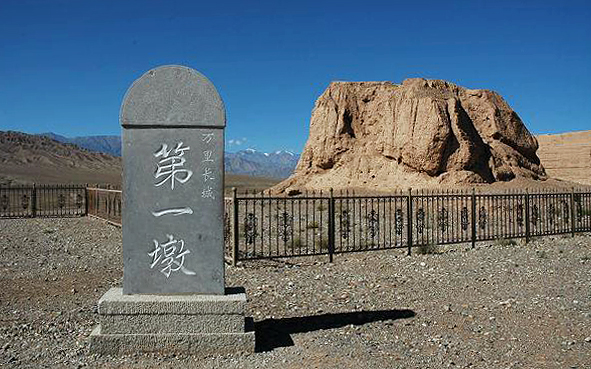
[0,217,590,368]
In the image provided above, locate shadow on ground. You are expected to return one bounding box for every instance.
[253,309,415,352]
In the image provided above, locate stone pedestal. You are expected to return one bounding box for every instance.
[90,288,255,355]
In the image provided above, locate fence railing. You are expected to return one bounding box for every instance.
[87,187,122,226]
[225,188,591,264]
[2,184,590,264]
[0,184,86,218]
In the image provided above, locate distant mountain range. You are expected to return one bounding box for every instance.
[225,149,299,179]
[40,132,122,156]
[39,132,299,179]
[1,131,121,185]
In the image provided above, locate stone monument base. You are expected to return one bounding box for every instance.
[90,287,255,355]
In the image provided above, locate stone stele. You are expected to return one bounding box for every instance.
[121,65,225,295]
[90,65,254,355]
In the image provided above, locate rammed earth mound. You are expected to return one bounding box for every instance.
[274,78,547,194]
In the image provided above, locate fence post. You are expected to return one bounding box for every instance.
[570,187,576,237]
[84,184,89,216]
[232,187,239,266]
[97,185,100,217]
[328,188,335,263]
[525,189,530,243]
[407,188,413,255]
[471,188,476,249]
[31,183,37,218]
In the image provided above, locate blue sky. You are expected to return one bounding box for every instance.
[0,0,589,153]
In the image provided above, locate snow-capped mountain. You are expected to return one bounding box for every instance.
[224,149,299,178]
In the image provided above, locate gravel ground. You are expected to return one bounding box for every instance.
[1,217,590,368]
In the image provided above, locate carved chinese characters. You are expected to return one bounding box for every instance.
[120,66,225,294]
[154,142,193,190]
[149,233,196,278]
[200,133,216,200]
[149,141,195,278]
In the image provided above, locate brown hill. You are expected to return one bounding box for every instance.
[0,131,122,185]
[0,131,281,191]
[274,79,547,194]
[536,130,591,185]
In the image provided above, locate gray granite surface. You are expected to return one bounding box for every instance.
[120,65,226,294]
[98,288,246,315]
[120,65,225,127]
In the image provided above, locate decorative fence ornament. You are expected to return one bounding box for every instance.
[461,206,469,231]
[278,211,293,243]
[340,210,351,239]
[416,208,425,234]
[561,200,569,224]
[516,203,524,227]
[395,208,404,235]
[244,213,258,245]
[1,195,8,210]
[438,207,449,232]
[76,194,83,208]
[478,206,487,230]
[57,194,66,209]
[531,204,539,226]
[548,204,555,225]
[367,209,379,238]
[21,194,29,210]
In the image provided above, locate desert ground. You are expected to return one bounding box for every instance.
[1,216,590,368]
[224,174,282,195]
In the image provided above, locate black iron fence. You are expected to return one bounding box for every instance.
[0,184,86,218]
[2,184,590,264]
[225,188,591,264]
